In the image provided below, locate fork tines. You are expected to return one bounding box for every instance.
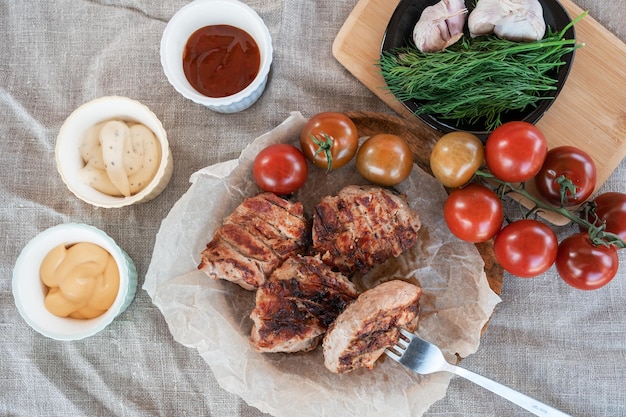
[384,327,414,360]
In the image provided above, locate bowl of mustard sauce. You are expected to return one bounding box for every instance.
[160,0,273,113]
[12,223,138,340]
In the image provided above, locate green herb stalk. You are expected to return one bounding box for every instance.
[378,12,586,131]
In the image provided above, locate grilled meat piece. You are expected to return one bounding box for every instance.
[312,185,421,275]
[322,280,421,374]
[250,255,358,353]
[198,193,310,290]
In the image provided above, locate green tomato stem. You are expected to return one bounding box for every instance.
[474,170,625,249]
[311,133,334,172]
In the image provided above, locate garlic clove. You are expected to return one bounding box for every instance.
[468,0,504,37]
[468,0,546,42]
[494,0,545,41]
[413,0,468,53]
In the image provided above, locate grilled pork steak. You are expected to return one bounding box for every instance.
[312,185,421,275]
[250,255,358,353]
[322,279,421,374]
[198,193,310,290]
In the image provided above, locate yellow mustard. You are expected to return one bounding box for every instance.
[40,242,120,319]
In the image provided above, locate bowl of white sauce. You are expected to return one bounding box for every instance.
[56,96,173,208]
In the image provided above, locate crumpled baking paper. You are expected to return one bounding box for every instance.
[144,111,501,417]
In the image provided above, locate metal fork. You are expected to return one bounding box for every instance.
[385,329,572,417]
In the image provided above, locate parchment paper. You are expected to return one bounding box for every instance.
[144,112,501,417]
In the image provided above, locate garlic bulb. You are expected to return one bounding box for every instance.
[413,0,468,53]
[468,0,546,42]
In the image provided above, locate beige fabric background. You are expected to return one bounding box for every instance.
[1,1,624,416]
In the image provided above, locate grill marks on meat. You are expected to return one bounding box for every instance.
[312,185,421,275]
[198,186,424,370]
[198,193,310,290]
[250,255,358,353]
[322,280,422,374]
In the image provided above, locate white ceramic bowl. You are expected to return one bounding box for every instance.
[160,0,273,113]
[12,223,138,341]
[56,96,173,208]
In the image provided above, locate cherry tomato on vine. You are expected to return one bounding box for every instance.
[252,144,308,195]
[444,183,503,243]
[494,219,558,278]
[534,146,596,207]
[555,232,619,290]
[356,134,413,186]
[300,112,359,171]
[580,192,626,241]
[484,121,547,182]
[430,132,484,188]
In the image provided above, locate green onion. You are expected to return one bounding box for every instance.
[378,12,586,131]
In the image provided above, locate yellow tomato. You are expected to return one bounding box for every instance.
[356,134,413,186]
[430,132,484,188]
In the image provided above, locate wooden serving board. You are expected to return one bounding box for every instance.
[334,0,626,207]
[347,111,504,296]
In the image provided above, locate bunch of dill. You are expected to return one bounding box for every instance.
[378,13,585,131]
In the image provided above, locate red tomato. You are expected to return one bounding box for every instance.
[252,144,308,195]
[444,183,503,243]
[494,219,558,278]
[534,146,596,207]
[555,232,619,290]
[484,121,547,182]
[582,192,626,242]
[300,112,359,171]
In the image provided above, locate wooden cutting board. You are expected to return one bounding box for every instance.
[333,0,626,198]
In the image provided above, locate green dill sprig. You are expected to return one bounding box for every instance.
[378,12,587,131]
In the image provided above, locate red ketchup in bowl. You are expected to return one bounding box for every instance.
[182,24,261,98]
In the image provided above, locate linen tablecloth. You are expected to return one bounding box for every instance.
[1,1,624,416]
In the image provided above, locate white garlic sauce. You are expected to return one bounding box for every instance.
[77,120,161,197]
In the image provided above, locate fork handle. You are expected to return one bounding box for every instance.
[452,366,572,417]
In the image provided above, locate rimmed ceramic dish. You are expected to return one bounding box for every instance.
[12,223,138,341]
[380,0,576,140]
[56,96,173,208]
[160,0,273,113]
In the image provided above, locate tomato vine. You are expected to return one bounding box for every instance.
[474,169,625,249]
